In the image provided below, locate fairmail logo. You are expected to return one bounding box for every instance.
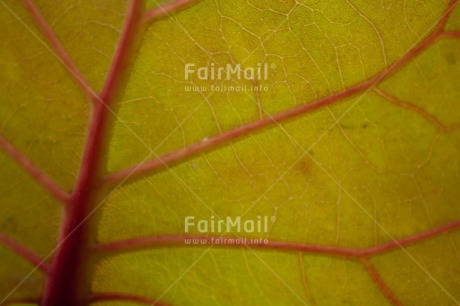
[184,215,274,233]
[184,63,274,81]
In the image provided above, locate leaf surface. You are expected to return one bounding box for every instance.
[0,0,460,305]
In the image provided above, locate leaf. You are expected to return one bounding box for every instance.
[0,0,460,305]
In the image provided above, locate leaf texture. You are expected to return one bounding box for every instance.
[0,0,460,305]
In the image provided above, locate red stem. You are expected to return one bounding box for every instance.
[0,134,69,203]
[40,1,144,305]
[93,219,460,259]
[0,234,50,273]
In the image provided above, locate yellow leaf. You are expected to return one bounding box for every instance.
[0,0,459,305]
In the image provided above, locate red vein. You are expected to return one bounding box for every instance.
[105,0,457,185]
[0,134,70,203]
[94,234,365,257]
[0,234,50,273]
[88,293,170,306]
[93,219,460,258]
[373,88,460,132]
[104,75,378,184]
[441,31,460,38]
[22,0,99,105]
[143,0,202,22]
[359,219,460,256]
[72,0,143,203]
[437,0,458,31]
[7,1,458,305]
[41,1,144,306]
[361,258,402,306]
